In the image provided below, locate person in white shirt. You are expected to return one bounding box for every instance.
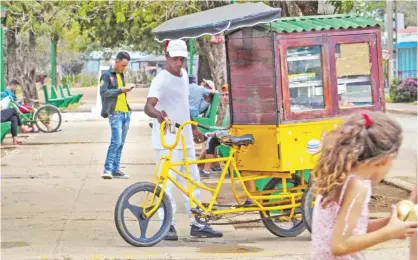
[144,39,223,241]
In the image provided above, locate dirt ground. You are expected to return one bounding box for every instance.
[370,183,411,212]
[203,175,411,214]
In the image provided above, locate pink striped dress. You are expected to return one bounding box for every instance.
[311,175,372,259]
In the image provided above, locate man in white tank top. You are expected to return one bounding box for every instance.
[145,39,223,241]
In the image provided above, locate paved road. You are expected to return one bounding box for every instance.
[388,113,417,184]
[0,113,415,260]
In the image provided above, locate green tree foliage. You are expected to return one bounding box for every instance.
[3,1,83,98]
[77,1,203,53]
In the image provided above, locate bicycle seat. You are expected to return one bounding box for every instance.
[220,134,254,146]
[29,99,39,103]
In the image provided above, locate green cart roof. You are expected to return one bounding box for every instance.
[266,14,381,33]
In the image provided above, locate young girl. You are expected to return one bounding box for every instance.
[311,111,417,259]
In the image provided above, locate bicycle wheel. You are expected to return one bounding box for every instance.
[115,182,173,247]
[260,177,306,237]
[34,105,62,133]
[301,182,314,233]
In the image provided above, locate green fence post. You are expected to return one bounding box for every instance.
[0,5,8,92]
[51,40,56,87]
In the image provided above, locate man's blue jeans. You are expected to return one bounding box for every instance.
[104,112,130,172]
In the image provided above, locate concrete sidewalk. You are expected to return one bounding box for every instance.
[386,102,417,115]
[0,118,234,260]
[1,112,415,260]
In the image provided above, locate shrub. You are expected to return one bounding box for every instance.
[61,75,98,88]
[389,77,417,103]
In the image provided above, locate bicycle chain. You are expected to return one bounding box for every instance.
[192,205,292,226]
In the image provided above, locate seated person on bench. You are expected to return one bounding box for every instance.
[200,84,255,205]
[1,80,34,114]
[188,76,216,117]
[201,84,230,177]
[0,104,26,145]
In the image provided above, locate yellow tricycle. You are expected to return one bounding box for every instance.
[115,119,311,247]
[114,3,385,247]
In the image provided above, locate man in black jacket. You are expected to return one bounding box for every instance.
[100,51,132,179]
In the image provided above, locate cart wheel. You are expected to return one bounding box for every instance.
[34,105,62,133]
[301,182,314,233]
[260,177,306,237]
[115,182,173,247]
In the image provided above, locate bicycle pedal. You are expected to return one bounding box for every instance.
[191,208,202,215]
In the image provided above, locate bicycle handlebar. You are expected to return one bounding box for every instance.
[159,119,210,149]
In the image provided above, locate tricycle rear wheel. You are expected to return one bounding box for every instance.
[259,177,306,237]
[301,182,314,233]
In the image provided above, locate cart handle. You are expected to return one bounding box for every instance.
[159,119,210,149]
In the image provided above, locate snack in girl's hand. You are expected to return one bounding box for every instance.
[397,200,415,220]
[397,200,418,221]
[408,205,418,221]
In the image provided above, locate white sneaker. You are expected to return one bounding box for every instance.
[102,170,113,179]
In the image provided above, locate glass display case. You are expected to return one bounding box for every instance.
[287,46,324,112]
[278,32,382,121]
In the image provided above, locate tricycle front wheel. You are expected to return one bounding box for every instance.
[114,182,173,247]
[259,177,306,237]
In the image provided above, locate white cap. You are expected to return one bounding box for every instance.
[203,79,215,91]
[167,40,188,58]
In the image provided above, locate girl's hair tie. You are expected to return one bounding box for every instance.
[362,113,372,128]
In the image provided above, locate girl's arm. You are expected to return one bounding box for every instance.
[368,217,389,233]
[331,179,388,255]
[331,179,416,256]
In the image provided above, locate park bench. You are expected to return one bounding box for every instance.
[42,85,71,108]
[192,93,233,175]
[64,84,83,103]
[58,85,78,104]
[192,92,220,134]
[1,121,11,143]
[50,85,73,106]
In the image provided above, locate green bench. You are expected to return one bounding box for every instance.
[63,84,83,103]
[1,122,11,142]
[58,85,77,104]
[192,92,220,133]
[42,85,71,108]
[50,85,74,106]
[191,93,233,174]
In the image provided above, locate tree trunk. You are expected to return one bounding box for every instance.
[5,30,18,85]
[197,53,211,83]
[197,37,227,126]
[14,31,38,103]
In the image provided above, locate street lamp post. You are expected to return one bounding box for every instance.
[1,5,8,92]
